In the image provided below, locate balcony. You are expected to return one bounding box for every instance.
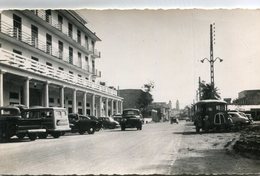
[28,10,101,58]
[0,20,97,75]
[0,48,117,96]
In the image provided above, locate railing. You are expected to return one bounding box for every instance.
[31,10,101,58]
[0,21,100,75]
[0,48,117,95]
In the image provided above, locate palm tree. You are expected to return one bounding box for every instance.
[200,82,221,100]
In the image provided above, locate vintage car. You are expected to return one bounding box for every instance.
[120,109,143,131]
[99,117,119,129]
[21,107,70,138]
[112,114,122,123]
[88,115,102,131]
[0,107,46,141]
[68,113,98,134]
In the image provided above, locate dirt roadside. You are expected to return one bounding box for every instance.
[169,122,260,175]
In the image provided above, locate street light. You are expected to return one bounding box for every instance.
[200,23,223,87]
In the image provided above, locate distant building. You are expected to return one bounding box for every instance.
[176,100,179,110]
[149,101,171,121]
[233,90,260,105]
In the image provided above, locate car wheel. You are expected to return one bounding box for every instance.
[38,133,48,139]
[121,125,125,131]
[79,130,86,135]
[196,126,200,133]
[16,133,26,139]
[28,133,37,141]
[51,132,61,138]
[87,127,95,134]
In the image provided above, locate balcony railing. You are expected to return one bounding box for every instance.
[0,21,101,76]
[31,10,101,58]
[0,48,117,95]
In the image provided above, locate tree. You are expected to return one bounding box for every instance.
[200,82,221,100]
[137,82,154,117]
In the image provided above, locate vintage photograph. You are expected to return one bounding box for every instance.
[0,2,260,175]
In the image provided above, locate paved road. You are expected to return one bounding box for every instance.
[0,122,185,175]
[0,121,260,175]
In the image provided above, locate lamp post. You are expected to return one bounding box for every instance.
[201,23,223,88]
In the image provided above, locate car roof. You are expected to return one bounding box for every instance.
[0,106,20,111]
[123,108,140,111]
[25,107,66,111]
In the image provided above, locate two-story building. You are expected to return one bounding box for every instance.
[0,10,123,116]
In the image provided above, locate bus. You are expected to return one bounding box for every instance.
[193,99,232,133]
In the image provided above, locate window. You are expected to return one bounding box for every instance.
[68,108,72,113]
[78,102,82,106]
[78,52,81,65]
[68,23,73,38]
[46,62,52,67]
[58,15,63,31]
[78,74,82,77]
[78,109,82,114]
[68,100,72,105]
[91,41,95,51]
[31,25,38,47]
[85,36,89,49]
[46,33,52,54]
[58,41,63,59]
[31,56,39,61]
[45,10,52,23]
[13,49,22,55]
[69,47,73,64]
[58,67,64,71]
[77,30,81,44]
[86,103,90,107]
[57,98,60,104]
[13,14,22,40]
[49,98,54,103]
[69,71,73,74]
[9,92,19,99]
[85,77,89,80]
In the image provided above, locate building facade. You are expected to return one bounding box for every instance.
[233,90,260,105]
[0,10,123,116]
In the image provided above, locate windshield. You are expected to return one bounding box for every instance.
[22,109,53,119]
[123,110,140,116]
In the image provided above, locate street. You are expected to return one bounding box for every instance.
[0,121,260,175]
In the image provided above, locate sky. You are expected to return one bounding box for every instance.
[76,9,260,108]
[1,0,260,108]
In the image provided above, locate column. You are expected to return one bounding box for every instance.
[60,86,64,107]
[72,89,77,113]
[0,70,4,106]
[91,94,95,116]
[111,99,114,116]
[83,92,87,116]
[44,81,49,107]
[120,101,123,114]
[115,100,119,114]
[105,98,109,117]
[23,77,30,107]
[99,96,102,117]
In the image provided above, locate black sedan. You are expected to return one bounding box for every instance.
[68,113,98,135]
[99,117,119,129]
[88,115,102,131]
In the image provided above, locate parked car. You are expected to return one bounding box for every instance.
[113,114,122,123]
[21,107,70,138]
[228,111,250,125]
[88,115,102,131]
[68,113,98,134]
[120,109,143,131]
[0,107,46,141]
[99,117,119,129]
[170,117,179,124]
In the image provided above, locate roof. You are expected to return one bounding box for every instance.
[25,107,66,110]
[227,105,260,111]
[123,108,140,111]
[196,99,227,104]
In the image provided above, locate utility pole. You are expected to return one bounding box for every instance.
[201,23,223,88]
[198,77,201,100]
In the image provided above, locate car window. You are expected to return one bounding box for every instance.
[123,110,139,115]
